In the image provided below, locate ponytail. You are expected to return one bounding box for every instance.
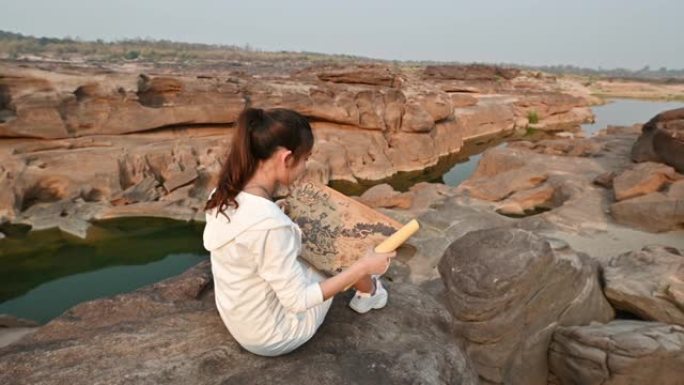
[204,107,314,220]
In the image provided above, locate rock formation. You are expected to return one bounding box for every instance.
[602,245,684,326]
[549,321,684,385]
[438,228,614,385]
[0,260,479,385]
[632,107,684,173]
[0,61,594,237]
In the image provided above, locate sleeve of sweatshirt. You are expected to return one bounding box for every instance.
[255,225,325,313]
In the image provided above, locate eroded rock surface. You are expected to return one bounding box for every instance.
[0,61,594,236]
[0,260,478,385]
[632,107,684,172]
[549,321,684,385]
[437,228,614,385]
[602,245,684,326]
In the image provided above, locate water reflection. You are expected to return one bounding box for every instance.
[0,217,207,323]
[582,99,684,136]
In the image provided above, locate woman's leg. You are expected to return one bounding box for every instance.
[352,274,374,294]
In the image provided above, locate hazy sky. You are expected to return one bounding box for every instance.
[1,0,682,69]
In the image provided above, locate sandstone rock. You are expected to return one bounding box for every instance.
[453,133,644,236]
[612,162,675,201]
[549,321,684,385]
[0,315,40,348]
[0,72,245,139]
[163,168,198,192]
[632,107,684,173]
[423,64,520,81]
[405,182,456,213]
[453,103,517,139]
[592,79,684,101]
[543,106,594,131]
[14,199,100,235]
[94,200,199,222]
[0,61,596,231]
[654,125,684,174]
[668,179,684,198]
[0,260,479,385]
[468,145,527,177]
[495,183,556,216]
[610,191,684,232]
[408,90,453,123]
[0,327,37,350]
[400,101,436,132]
[391,196,513,283]
[531,138,603,157]
[593,171,616,188]
[449,93,478,108]
[438,228,614,385]
[603,124,643,136]
[457,166,548,201]
[514,93,587,120]
[311,64,403,88]
[0,315,39,328]
[602,245,684,326]
[111,174,161,205]
[356,183,413,209]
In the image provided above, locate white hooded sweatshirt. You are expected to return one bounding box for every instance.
[203,188,331,356]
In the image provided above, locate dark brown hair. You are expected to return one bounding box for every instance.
[204,107,314,219]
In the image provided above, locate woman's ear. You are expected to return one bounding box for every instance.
[281,148,294,168]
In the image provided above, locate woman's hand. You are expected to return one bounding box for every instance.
[357,246,396,276]
[319,246,397,300]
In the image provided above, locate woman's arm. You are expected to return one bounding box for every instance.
[257,226,395,310]
[318,263,367,301]
[318,247,395,301]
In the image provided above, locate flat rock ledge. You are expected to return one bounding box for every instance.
[549,320,684,385]
[0,260,478,385]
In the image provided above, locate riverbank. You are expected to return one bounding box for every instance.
[2,111,683,384]
[582,76,684,101]
[0,60,596,237]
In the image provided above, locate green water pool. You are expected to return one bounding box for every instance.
[0,217,208,324]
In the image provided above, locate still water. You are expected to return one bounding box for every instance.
[442,98,683,187]
[581,98,683,135]
[0,218,207,324]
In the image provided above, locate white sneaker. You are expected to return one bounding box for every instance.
[349,276,388,314]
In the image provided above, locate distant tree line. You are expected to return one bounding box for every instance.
[1,30,682,81]
[0,29,371,65]
[512,63,684,82]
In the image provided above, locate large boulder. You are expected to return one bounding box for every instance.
[438,228,614,385]
[602,245,684,326]
[631,107,684,173]
[610,180,684,232]
[0,260,479,385]
[388,194,513,283]
[549,320,684,385]
[612,162,676,201]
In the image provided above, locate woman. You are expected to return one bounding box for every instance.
[202,107,395,357]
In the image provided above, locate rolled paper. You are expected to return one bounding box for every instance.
[374,219,420,253]
[341,219,420,292]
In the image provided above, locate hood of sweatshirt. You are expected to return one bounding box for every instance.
[202,188,291,251]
